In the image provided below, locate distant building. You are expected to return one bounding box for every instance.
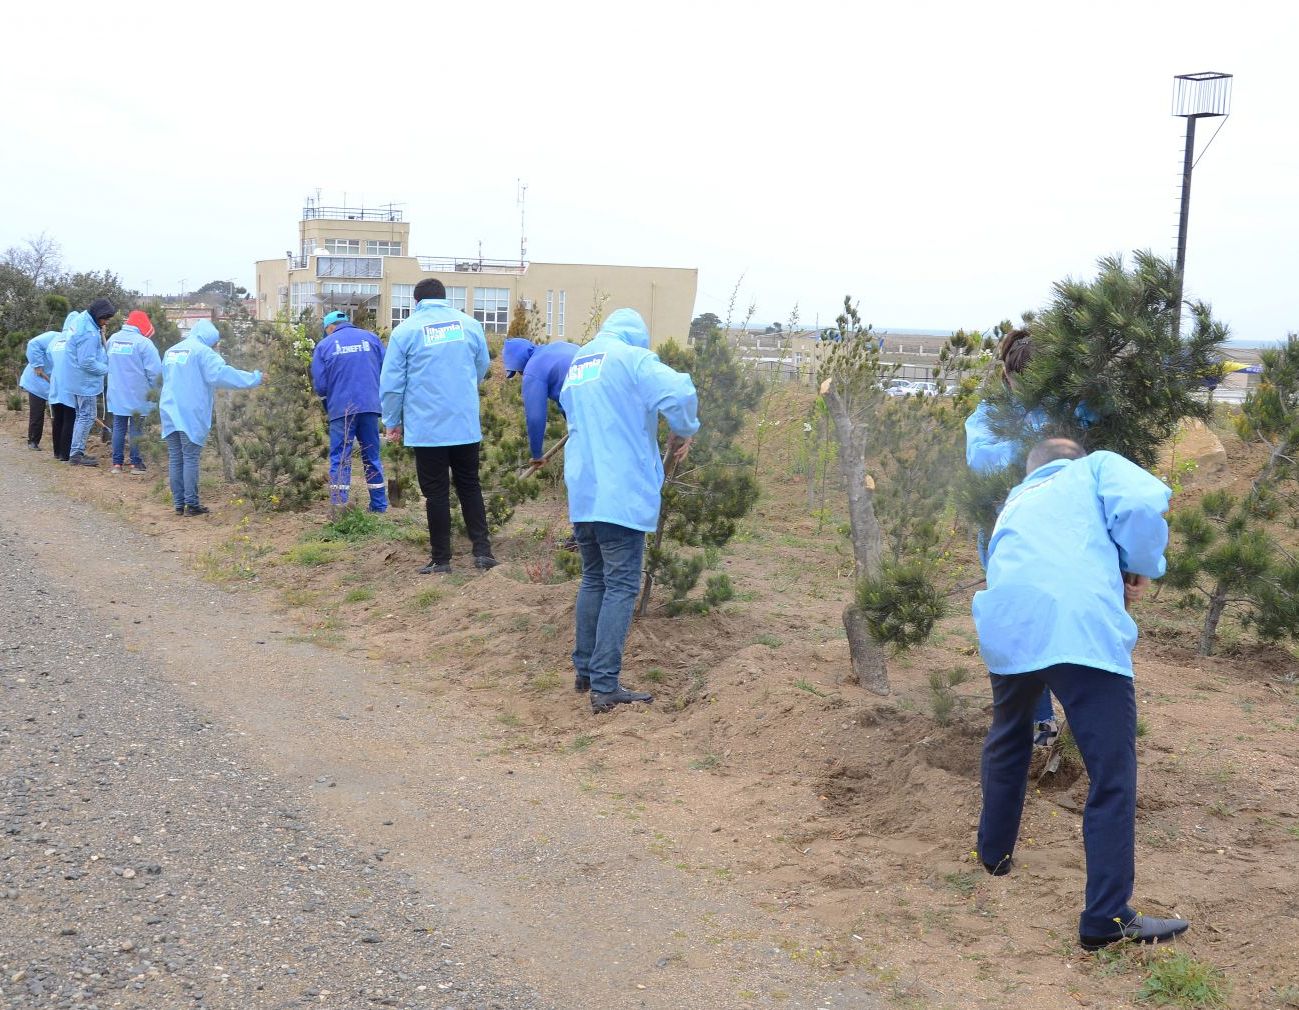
[254,200,697,345]
[164,305,215,337]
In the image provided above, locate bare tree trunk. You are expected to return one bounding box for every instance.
[823,387,889,694]
[1200,586,1228,656]
[211,396,237,482]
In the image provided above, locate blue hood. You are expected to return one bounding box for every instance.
[597,308,650,349]
[502,337,536,376]
[191,320,220,347]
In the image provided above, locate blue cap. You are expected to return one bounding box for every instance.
[323,310,349,331]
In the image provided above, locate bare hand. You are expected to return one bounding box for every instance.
[385,426,403,444]
[1123,573,1150,608]
[668,435,693,464]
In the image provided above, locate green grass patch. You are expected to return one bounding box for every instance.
[497,712,523,728]
[286,540,347,566]
[643,667,666,684]
[530,670,562,691]
[1137,950,1228,1007]
[280,588,318,607]
[197,538,270,583]
[941,871,978,897]
[1137,717,1150,738]
[793,678,827,697]
[413,587,443,609]
[689,753,721,771]
[571,734,594,752]
[752,634,783,649]
[344,587,374,603]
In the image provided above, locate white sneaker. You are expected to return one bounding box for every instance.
[110,464,123,475]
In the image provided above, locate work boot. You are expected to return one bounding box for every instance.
[591,687,653,714]
[420,561,452,575]
[69,452,99,467]
[574,675,591,693]
[184,504,210,517]
[174,506,185,515]
[474,555,499,571]
[1080,915,1190,951]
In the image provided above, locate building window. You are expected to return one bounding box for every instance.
[324,238,361,255]
[366,240,402,256]
[557,290,566,337]
[447,286,467,313]
[545,290,553,336]
[289,282,317,316]
[321,282,380,297]
[391,284,413,328]
[473,286,510,333]
[317,256,382,279]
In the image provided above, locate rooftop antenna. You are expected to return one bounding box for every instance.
[517,179,528,266]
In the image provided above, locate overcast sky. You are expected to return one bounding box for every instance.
[4,1,1294,341]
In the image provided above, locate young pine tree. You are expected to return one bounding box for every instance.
[231,317,325,510]
[1163,335,1299,655]
[643,324,761,616]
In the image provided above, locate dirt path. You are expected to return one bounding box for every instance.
[0,438,878,1009]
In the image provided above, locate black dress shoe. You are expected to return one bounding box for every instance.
[591,687,653,713]
[982,856,1014,876]
[473,555,499,571]
[574,675,591,693]
[1080,914,1190,951]
[420,562,452,575]
[184,504,210,516]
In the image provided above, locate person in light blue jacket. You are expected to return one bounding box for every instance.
[158,319,261,516]
[381,278,494,573]
[559,308,699,714]
[106,310,163,474]
[45,312,80,461]
[19,329,59,451]
[973,438,1188,952]
[62,298,117,466]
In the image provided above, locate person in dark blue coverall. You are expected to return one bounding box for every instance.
[311,310,387,513]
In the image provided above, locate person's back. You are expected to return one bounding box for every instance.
[560,310,698,533]
[107,317,162,418]
[311,320,384,421]
[159,321,259,445]
[64,309,109,396]
[47,313,79,410]
[502,338,580,460]
[974,449,1171,677]
[383,299,488,446]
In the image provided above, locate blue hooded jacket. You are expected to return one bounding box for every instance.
[973,451,1171,678]
[62,310,110,397]
[45,313,80,408]
[380,298,490,447]
[106,325,163,417]
[559,308,700,532]
[310,321,385,421]
[19,330,59,400]
[503,337,580,459]
[158,320,262,446]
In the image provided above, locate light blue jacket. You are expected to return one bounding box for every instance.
[965,400,1047,474]
[380,298,490,447]
[19,330,59,400]
[62,310,110,398]
[45,313,80,408]
[973,451,1171,678]
[559,308,700,532]
[106,325,163,416]
[158,320,262,446]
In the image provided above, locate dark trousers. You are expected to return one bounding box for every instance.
[50,403,75,461]
[978,663,1138,936]
[27,393,47,447]
[413,443,492,565]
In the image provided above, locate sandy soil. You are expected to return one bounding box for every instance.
[3,401,1297,1010]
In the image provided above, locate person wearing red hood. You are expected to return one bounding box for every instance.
[106,310,163,474]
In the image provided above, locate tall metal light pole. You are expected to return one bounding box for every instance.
[1171,72,1232,337]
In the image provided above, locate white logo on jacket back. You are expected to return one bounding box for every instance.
[109,340,135,355]
[566,352,605,387]
[165,348,191,365]
[421,322,465,347]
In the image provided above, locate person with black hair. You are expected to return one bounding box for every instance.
[380,278,497,574]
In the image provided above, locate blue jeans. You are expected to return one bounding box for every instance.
[70,395,98,455]
[328,413,387,511]
[165,431,203,508]
[572,521,646,694]
[979,663,1138,937]
[112,413,144,466]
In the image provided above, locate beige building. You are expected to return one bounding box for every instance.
[254,201,697,346]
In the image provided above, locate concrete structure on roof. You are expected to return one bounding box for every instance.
[254,199,697,345]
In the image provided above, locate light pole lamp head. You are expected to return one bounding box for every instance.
[1173,72,1232,118]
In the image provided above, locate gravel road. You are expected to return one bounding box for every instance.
[0,526,546,1010]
